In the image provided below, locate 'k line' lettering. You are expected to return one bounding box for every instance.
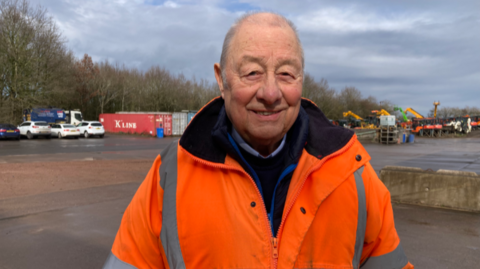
[114,120,137,129]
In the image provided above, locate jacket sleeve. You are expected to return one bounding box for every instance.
[103,155,166,269]
[360,162,414,269]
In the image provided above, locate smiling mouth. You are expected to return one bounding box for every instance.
[254,111,279,116]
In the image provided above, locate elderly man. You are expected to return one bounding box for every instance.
[104,12,413,269]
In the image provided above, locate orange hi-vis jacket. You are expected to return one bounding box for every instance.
[105,98,414,269]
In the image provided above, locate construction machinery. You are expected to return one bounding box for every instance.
[412,118,427,136]
[394,106,409,122]
[413,117,461,137]
[342,111,363,121]
[338,119,349,128]
[440,118,457,134]
[404,108,424,119]
[433,101,440,118]
[469,116,478,131]
[393,106,412,129]
[423,118,443,137]
[364,115,379,128]
[393,106,424,129]
[372,109,391,116]
[341,110,394,130]
[474,116,480,130]
[341,111,364,129]
[367,110,399,144]
[364,109,393,129]
[459,116,472,134]
[329,119,339,126]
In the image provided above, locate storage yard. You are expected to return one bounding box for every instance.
[0,0,476,267]
[1,103,480,269]
[0,134,479,268]
[1,96,480,269]
[92,101,480,143]
[326,102,478,145]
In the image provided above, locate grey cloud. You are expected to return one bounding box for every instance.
[289,3,479,114]
[27,0,480,115]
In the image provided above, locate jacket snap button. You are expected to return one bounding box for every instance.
[355,155,362,161]
[251,202,256,207]
[300,207,306,214]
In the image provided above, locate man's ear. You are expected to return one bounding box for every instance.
[214,63,225,99]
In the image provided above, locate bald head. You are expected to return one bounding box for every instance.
[213,12,304,155]
[219,12,304,86]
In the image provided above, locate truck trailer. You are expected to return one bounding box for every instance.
[23,108,83,126]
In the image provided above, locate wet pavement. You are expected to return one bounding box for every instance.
[1,134,479,268]
[395,204,480,268]
[0,183,139,269]
[0,134,178,163]
[364,137,480,175]
[1,182,478,269]
[2,134,480,176]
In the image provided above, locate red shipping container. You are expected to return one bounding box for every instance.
[99,113,157,136]
[154,113,172,136]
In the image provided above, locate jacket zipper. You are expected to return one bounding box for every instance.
[186,150,278,268]
[272,138,356,267]
[183,136,356,269]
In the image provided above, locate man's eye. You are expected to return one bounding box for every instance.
[247,71,259,76]
[279,72,294,79]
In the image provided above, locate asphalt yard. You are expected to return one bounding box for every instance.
[0,134,479,268]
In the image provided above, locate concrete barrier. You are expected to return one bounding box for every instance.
[354,129,376,141]
[380,166,480,212]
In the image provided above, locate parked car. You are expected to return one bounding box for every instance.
[0,124,20,140]
[18,121,51,139]
[51,124,81,139]
[77,121,105,138]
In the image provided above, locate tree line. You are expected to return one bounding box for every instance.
[1,0,478,125]
[301,74,397,120]
[0,0,396,125]
[0,0,219,124]
[428,106,480,118]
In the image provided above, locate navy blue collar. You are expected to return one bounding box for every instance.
[210,105,309,170]
[179,98,354,164]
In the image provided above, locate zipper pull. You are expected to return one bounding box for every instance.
[271,237,278,259]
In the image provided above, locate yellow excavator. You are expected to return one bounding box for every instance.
[342,111,363,120]
[342,111,376,129]
[340,111,362,128]
[372,109,390,116]
[404,108,424,119]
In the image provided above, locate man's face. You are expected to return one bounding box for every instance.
[214,21,303,151]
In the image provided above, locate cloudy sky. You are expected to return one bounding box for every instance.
[30,0,479,115]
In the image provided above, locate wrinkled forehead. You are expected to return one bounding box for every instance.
[229,21,302,64]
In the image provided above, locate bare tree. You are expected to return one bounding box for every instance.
[302,74,338,119]
[0,0,71,123]
[94,61,121,114]
[73,54,98,114]
[338,86,363,116]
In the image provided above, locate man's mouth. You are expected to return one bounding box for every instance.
[255,111,278,116]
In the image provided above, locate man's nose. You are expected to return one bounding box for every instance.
[257,74,282,105]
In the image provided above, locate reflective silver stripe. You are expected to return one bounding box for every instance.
[102,252,137,269]
[159,142,186,269]
[361,243,409,269]
[353,166,366,269]
[159,142,176,190]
